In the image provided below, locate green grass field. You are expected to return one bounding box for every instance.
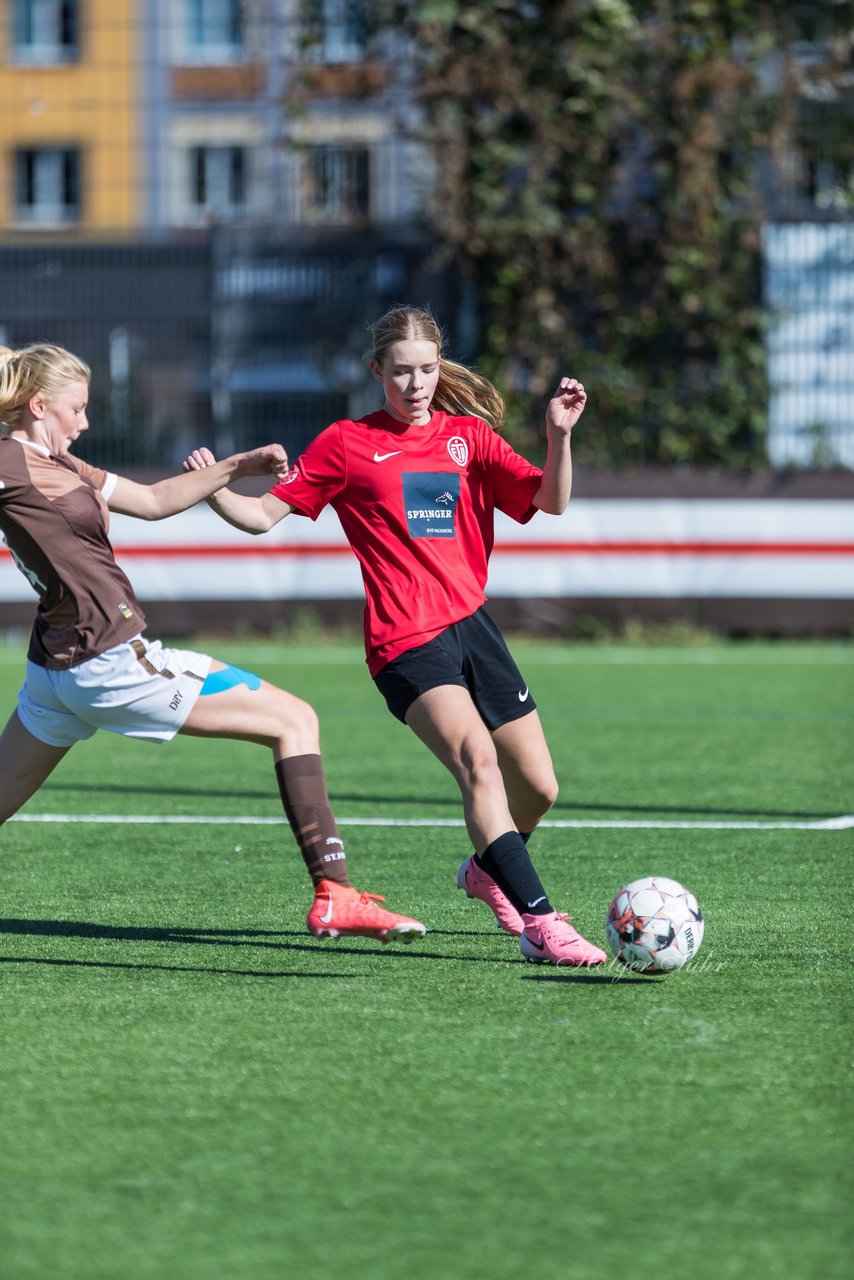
[1,637,851,1280]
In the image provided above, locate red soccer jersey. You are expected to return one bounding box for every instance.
[270,409,543,674]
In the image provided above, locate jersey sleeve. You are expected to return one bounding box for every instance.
[269,422,346,520]
[68,454,113,493]
[478,423,543,523]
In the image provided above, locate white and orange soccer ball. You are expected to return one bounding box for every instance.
[605,876,704,973]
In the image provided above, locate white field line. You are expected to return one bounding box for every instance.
[9,813,854,830]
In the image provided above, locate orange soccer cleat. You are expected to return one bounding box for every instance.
[307,880,427,944]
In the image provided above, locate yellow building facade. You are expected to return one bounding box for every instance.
[0,0,138,231]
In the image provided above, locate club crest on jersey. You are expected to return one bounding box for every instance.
[283,465,300,484]
[447,437,468,467]
[402,472,460,539]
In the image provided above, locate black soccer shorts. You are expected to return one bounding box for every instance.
[373,606,537,729]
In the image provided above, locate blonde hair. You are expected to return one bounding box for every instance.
[369,305,506,432]
[0,343,91,436]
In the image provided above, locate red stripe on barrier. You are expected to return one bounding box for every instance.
[109,541,854,557]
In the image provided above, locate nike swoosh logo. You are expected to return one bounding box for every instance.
[325,837,343,847]
[527,896,547,909]
[518,687,529,701]
[319,897,335,924]
[373,450,402,462]
[526,936,546,951]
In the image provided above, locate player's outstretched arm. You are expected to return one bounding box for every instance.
[532,377,586,515]
[182,446,293,534]
[107,444,290,522]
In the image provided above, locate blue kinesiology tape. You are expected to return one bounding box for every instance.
[200,663,262,696]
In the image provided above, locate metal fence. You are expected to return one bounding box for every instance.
[0,239,211,469]
[0,229,459,470]
[1,219,852,472]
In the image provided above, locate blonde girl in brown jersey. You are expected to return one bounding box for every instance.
[0,343,426,944]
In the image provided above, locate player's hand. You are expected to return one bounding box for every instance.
[546,378,586,435]
[238,444,289,479]
[183,444,289,480]
[182,447,217,472]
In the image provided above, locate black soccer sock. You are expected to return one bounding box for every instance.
[275,754,351,888]
[474,831,552,916]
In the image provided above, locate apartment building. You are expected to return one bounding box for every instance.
[0,0,426,235]
[0,2,441,466]
[0,0,138,231]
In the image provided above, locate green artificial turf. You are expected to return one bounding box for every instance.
[0,639,851,1279]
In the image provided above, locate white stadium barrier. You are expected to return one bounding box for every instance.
[2,499,850,604]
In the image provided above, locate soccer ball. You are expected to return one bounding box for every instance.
[605,876,704,973]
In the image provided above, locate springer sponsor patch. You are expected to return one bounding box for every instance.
[402,472,459,539]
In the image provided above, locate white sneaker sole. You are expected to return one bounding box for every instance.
[310,922,426,944]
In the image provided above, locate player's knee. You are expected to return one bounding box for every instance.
[277,694,320,753]
[514,772,558,825]
[538,773,559,813]
[460,742,503,797]
[294,697,320,739]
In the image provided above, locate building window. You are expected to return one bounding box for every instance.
[190,145,247,217]
[186,0,243,61]
[302,0,367,63]
[300,146,369,224]
[11,0,78,63]
[805,157,854,211]
[14,148,80,224]
[313,0,367,62]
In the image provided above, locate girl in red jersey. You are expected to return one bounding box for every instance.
[187,306,606,966]
[0,343,425,945]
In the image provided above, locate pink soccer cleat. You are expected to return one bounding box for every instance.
[307,880,426,944]
[520,911,607,966]
[456,855,524,936]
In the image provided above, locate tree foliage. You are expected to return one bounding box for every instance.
[385,0,795,466]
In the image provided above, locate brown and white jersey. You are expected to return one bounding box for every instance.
[0,436,146,668]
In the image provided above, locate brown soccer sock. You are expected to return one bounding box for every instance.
[275,754,351,888]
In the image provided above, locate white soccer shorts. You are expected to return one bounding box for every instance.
[16,636,213,747]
